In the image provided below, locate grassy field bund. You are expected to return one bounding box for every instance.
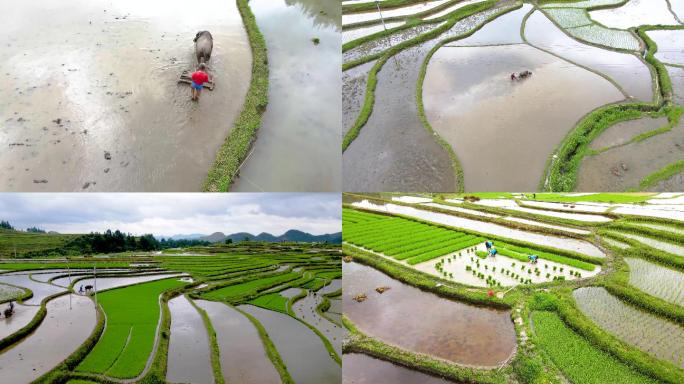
[342,192,684,384]
[0,241,341,384]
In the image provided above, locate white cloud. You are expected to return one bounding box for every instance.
[0,193,341,237]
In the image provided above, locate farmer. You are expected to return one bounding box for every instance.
[485,240,493,251]
[190,63,210,101]
[510,72,517,81]
[490,247,498,257]
[8,301,14,311]
[79,285,84,294]
[528,254,538,264]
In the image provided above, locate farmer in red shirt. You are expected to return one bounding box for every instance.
[190,63,210,101]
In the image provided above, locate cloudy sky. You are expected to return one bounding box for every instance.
[0,193,341,237]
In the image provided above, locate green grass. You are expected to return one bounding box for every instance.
[0,229,79,257]
[532,311,659,384]
[249,293,289,313]
[200,272,300,301]
[77,278,186,378]
[638,160,684,190]
[203,0,269,191]
[498,243,597,271]
[531,193,656,204]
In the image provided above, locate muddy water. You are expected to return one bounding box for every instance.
[231,0,341,192]
[0,0,251,191]
[424,44,623,191]
[647,171,684,192]
[424,202,501,218]
[448,3,530,46]
[320,278,342,294]
[343,353,456,384]
[523,200,610,213]
[195,300,280,384]
[343,61,376,135]
[0,274,65,304]
[167,296,213,384]
[352,200,606,257]
[668,65,684,105]
[646,30,684,65]
[279,287,304,298]
[525,11,653,101]
[503,216,590,235]
[589,0,678,29]
[75,274,184,293]
[343,22,404,44]
[0,294,96,382]
[0,304,40,340]
[577,120,684,191]
[475,199,611,222]
[343,0,452,25]
[292,291,343,356]
[613,204,684,221]
[239,304,341,384]
[344,262,516,366]
[574,287,684,368]
[343,6,510,192]
[344,22,447,64]
[615,232,684,256]
[625,258,684,306]
[589,117,668,150]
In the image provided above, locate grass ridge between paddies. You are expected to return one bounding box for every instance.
[77,277,187,378]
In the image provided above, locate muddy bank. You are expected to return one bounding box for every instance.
[577,120,684,191]
[343,6,512,192]
[239,304,341,384]
[423,44,623,191]
[525,11,653,102]
[0,294,96,382]
[343,353,456,384]
[343,61,376,136]
[195,300,280,384]
[344,262,516,367]
[231,0,341,192]
[167,296,213,384]
[0,0,251,191]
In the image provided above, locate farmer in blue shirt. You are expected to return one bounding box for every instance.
[489,247,498,257]
[485,240,493,251]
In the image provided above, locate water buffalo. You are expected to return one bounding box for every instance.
[3,307,13,318]
[194,31,213,64]
[84,285,94,291]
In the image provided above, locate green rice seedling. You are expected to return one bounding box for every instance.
[532,311,659,384]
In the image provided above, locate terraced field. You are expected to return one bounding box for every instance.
[343,192,684,384]
[343,0,684,192]
[0,242,341,383]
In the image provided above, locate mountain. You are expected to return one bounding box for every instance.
[199,229,341,244]
[167,234,205,240]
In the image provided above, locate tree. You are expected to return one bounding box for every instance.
[225,238,233,245]
[0,220,14,230]
[26,227,46,233]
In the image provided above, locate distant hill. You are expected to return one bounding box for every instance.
[0,228,79,258]
[167,234,205,241]
[197,229,342,244]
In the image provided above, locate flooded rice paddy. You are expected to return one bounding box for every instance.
[625,258,684,306]
[231,0,341,192]
[646,29,684,65]
[342,60,376,135]
[343,262,516,366]
[473,198,612,222]
[0,0,250,191]
[578,119,684,191]
[0,273,65,304]
[0,283,25,301]
[410,241,599,287]
[351,200,606,257]
[0,304,40,340]
[525,10,653,101]
[502,216,590,235]
[573,287,684,368]
[195,300,281,384]
[343,6,507,192]
[343,353,455,384]
[343,1,451,25]
[167,296,213,384]
[239,304,341,384]
[292,290,343,356]
[615,232,684,256]
[589,117,668,150]
[589,0,678,29]
[423,43,622,191]
[75,273,185,293]
[0,294,96,382]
